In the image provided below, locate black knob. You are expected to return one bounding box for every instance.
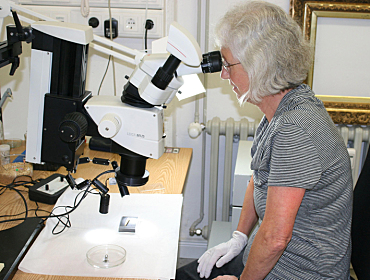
[62,155,70,163]
[59,112,88,142]
[88,17,99,28]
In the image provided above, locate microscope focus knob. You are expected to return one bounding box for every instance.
[98,113,122,138]
[59,112,88,142]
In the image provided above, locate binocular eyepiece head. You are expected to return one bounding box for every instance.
[201,51,222,74]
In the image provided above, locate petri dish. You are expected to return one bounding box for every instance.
[86,244,126,269]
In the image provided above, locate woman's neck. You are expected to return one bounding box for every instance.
[257,89,291,122]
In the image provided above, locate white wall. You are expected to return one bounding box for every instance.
[0,0,290,258]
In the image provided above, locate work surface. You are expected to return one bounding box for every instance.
[0,143,192,280]
[34,145,193,195]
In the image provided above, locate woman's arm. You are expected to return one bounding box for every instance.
[237,175,259,236]
[240,185,305,280]
[197,176,258,279]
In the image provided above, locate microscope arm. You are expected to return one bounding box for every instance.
[0,10,33,75]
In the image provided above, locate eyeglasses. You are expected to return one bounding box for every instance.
[222,60,241,73]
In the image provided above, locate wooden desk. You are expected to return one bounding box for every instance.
[0,144,192,280]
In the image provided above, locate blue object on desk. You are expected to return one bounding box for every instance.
[12,150,25,163]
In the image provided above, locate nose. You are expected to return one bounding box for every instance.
[220,67,229,80]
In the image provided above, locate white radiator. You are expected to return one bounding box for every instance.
[205,117,258,238]
[205,117,370,239]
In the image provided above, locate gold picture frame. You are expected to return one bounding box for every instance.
[290,0,370,124]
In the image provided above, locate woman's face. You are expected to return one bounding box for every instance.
[220,47,250,102]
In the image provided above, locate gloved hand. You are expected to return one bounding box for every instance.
[197,230,248,278]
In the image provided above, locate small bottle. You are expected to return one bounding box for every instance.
[0,144,10,166]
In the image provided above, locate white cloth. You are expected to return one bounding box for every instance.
[19,188,183,279]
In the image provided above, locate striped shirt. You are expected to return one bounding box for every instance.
[242,84,353,279]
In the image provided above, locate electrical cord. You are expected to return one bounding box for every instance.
[50,186,92,234]
[49,169,115,234]
[1,184,94,231]
[144,19,154,52]
[145,28,149,51]
[0,176,45,223]
[143,0,149,51]
[97,55,111,95]
[0,207,49,220]
[0,169,116,235]
[108,0,117,96]
[1,183,29,220]
[0,178,44,224]
[97,0,116,96]
[80,0,90,18]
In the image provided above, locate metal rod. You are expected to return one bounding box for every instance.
[208,117,220,237]
[222,118,234,221]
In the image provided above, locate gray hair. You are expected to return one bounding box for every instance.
[214,1,312,104]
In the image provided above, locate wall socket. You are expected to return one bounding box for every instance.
[119,11,162,38]
[125,17,138,32]
[23,5,164,39]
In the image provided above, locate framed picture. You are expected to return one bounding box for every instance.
[290,0,370,124]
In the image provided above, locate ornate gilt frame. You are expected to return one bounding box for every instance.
[290,0,370,124]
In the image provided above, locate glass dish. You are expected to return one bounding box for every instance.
[86,244,126,269]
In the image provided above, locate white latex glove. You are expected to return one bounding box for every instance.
[197,230,248,278]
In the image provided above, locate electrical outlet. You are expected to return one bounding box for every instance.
[123,16,139,32]
[70,9,103,36]
[145,15,161,38]
[24,6,163,38]
[120,10,162,38]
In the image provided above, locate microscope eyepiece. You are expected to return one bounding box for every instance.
[201,51,222,74]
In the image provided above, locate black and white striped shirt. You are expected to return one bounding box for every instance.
[243,84,353,279]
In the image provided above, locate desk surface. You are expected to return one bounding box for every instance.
[0,144,192,280]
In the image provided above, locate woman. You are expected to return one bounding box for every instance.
[176,1,353,279]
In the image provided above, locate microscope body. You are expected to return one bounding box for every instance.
[24,20,221,187]
[23,20,189,188]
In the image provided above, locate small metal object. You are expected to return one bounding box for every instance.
[92,157,110,165]
[76,179,91,190]
[0,88,13,109]
[65,172,77,189]
[86,245,126,268]
[92,178,109,194]
[78,157,90,164]
[119,216,138,233]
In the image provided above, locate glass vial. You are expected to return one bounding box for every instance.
[0,144,10,166]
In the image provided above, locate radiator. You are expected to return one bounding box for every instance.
[205,117,370,233]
